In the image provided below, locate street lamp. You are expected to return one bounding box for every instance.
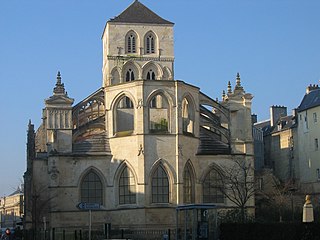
[288,187,296,221]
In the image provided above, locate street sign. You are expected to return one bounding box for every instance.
[76,203,101,240]
[77,202,101,210]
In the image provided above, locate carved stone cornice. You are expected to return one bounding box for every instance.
[107,55,174,62]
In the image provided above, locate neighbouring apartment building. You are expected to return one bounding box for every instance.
[255,84,320,197]
[258,106,298,182]
[297,84,320,193]
[24,0,254,236]
[0,187,24,229]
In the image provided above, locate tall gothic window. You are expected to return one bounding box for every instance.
[126,69,135,82]
[119,167,136,205]
[127,32,136,53]
[115,96,134,134]
[182,98,195,134]
[149,94,169,133]
[183,165,194,204]
[145,32,155,54]
[203,168,224,203]
[81,171,103,204]
[152,166,169,203]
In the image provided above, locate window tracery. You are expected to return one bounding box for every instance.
[119,166,136,204]
[80,171,103,205]
[152,165,169,203]
[183,164,194,204]
[126,32,137,53]
[203,168,224,203]
[145,32,155,54]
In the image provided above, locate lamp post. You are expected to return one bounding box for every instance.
[288,187,296,221]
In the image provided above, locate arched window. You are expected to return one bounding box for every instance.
[152,165,169,203]
[115,96,134,134]
[146,69,156,80]
[145,32,155,54]
[81,171,103,204]
[149,93,169,133]
[182,98,195,135]
[119,167,136,205]
[183,164,194,204]
[143,63,158,80]
[203,168,224,203]
[126,69,135,82]
[126,32,136,53]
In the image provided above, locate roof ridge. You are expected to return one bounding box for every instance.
[108,1,173,25]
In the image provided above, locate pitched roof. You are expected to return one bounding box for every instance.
[108,0,173,25]
[298,88,320,112]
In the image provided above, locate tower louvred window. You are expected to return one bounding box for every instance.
[127,34,136,53]
[146,33,155,54]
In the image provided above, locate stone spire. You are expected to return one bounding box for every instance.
[53,71,66,95]
[227,81,232,94]
[235,72,244,91]
[26,119,35,171]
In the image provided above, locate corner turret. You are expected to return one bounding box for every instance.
[222,73,254,154]
[43,72,74,153]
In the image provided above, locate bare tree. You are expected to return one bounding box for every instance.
[25,183,57,238]
[266,176,295,222]
[218,158,255,222]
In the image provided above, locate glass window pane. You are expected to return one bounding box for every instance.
[151,166,169,203]
[81,171,103,204]
[119,167,136,205]
[203,168,224,203]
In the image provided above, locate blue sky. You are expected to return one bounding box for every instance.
[0,0,319,197]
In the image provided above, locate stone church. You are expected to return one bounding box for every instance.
[24,0,254,234]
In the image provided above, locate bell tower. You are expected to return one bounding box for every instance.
[101,0,175,87]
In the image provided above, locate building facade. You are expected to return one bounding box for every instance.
[0,187,23,229]
[24,1,254,234]
[297,84,320,193]
[255,84,320,205]
[255,106,299,183]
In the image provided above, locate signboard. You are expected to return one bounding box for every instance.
[77,202,101,210]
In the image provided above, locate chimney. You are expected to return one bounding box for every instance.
[306,84,319,94]
[270,105,287,127]
[251,114,258,124]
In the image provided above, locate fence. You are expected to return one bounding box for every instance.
[24,228,176,240]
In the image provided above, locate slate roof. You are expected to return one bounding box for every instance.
[256,115,297,136]
[108,0,173,25]
[297,88,320,112]
[9,187,23,196]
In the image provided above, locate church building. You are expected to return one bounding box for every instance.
[24,0,254,236]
